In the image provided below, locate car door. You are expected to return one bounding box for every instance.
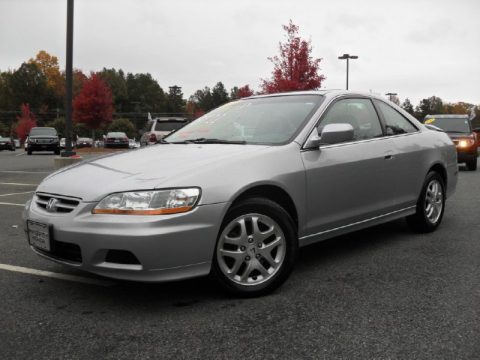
[301,97,398,238]
[373,99,425,208]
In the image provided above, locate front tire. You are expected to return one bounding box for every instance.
[466,156,477,171]
[407,171,445,233]
[27,149,32,155]
[211,197,298,297]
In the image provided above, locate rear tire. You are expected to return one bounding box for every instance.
[466,156,477,171]
[211,197,298,297]
[407,171,445,233]
[54,148,60,155]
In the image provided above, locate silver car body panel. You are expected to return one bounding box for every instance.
[23,90,458,282]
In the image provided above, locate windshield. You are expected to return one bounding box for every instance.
[30,127,57,136]
[154,121,186,132]
[424,117,471,133]
[165,95,324,145]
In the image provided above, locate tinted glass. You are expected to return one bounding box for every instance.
[30,127,57,136]
[319,98,383,141]
[376,101,417,135]
[155,121,186,132]
[107,132,126,137]
[166,95,324,145]
[424,117,471,133]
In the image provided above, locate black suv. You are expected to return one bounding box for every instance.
[27,127,60,155]
[424,114,478,171]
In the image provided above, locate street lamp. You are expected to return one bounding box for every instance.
[385,92,398,102]
[338,53,358,90]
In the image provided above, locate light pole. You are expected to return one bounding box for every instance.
[338,53,358,90]
[385,92,398,102]
[62,0,75,157]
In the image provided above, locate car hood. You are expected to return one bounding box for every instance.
[37,144,269,201]
[446,132,473,140]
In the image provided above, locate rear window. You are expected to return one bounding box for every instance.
[107,132,126,137]
[30,127,57,136]
[154,121,186,132]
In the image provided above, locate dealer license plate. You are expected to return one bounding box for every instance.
[27,220,51,251]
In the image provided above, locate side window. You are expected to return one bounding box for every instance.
[319,98,383,141]
[376,101,418,135]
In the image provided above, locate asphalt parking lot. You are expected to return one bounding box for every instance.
[0,149,479,359]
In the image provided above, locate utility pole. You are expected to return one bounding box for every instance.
[385,92,398,102]
[62,0,76,157]
[338,54,358,90]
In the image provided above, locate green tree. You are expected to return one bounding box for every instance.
[415,96,444,120]
[211,82,229,108]
[165,85,186,114]
[98,68,128,112]
[108,118,136,139]
[29,50,64,108]
[9,62,47,109]
[0,121,9,136]
[125,73,166,112]
[401,98,414,115]
[190,87,214,112]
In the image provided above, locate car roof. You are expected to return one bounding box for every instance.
[425,114,469,119]
[245,89,388,102]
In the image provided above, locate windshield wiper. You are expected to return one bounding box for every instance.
[173,138,247,144]
[446,130,469,134]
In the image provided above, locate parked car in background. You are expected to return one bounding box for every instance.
[26,127,60,155]
[424,114,478,171]
[23,90,458,296]
[129,139,140,149]
[0,136,15,151]
[24,137,28,151]
[104,132,129,148]
[13,139,20,148]
[140,117,189,146]
[60,138,77,149]
[76,137,93,148]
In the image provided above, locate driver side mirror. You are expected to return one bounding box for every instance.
[305,123,355,149]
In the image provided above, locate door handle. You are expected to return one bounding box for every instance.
[384,151,394,160]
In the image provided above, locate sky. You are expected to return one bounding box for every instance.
[1,0,479,107]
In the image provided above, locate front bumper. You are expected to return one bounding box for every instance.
[457,148,477,163]
[23,197,227,282]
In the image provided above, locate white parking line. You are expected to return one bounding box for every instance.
[0,170,49,174]
[0,191,34,197]
[0,263,114,286]
[0,202,25,207]
[15,152,26,157]
[0,182,38,186]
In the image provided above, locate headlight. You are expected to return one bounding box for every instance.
[92,188,200,215]
[457,139,474,148]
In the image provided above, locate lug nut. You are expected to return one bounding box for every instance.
[248,237,254,243]
[257,243,262,248]
[240,246,246,251]
[256,254,261,259]
[245,256,251,261]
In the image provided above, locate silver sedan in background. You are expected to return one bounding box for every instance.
[23,90,457,296]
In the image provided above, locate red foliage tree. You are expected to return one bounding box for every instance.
[73,74,114,137]
[261,21,325,94]
[237,85,254,98]
[15,103,37,142]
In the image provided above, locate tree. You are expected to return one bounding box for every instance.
[261,21,325,94]
[29,50,64,107]
[125,73,166,112]
[72,69,87,97]
[73,74,114,139]
[415,96,444,120]
[211,82,229,108]
[46,117,66,138]
[442,102,470,115]
[401,98,414,115]
[0,121,9,137]
[9,62,47,109]
[189,87,214,112]
[15,103,37,142]
[230,85,254,100]
[165,85,185,114]
[98,68,128,111]
[108,118,136,139]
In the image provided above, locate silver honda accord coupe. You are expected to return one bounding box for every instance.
[23,90,458,296]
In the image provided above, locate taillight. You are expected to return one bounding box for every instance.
[149,133,157,142]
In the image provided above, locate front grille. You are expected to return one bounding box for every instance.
[36,240,82,263]
[35,193,81,214]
